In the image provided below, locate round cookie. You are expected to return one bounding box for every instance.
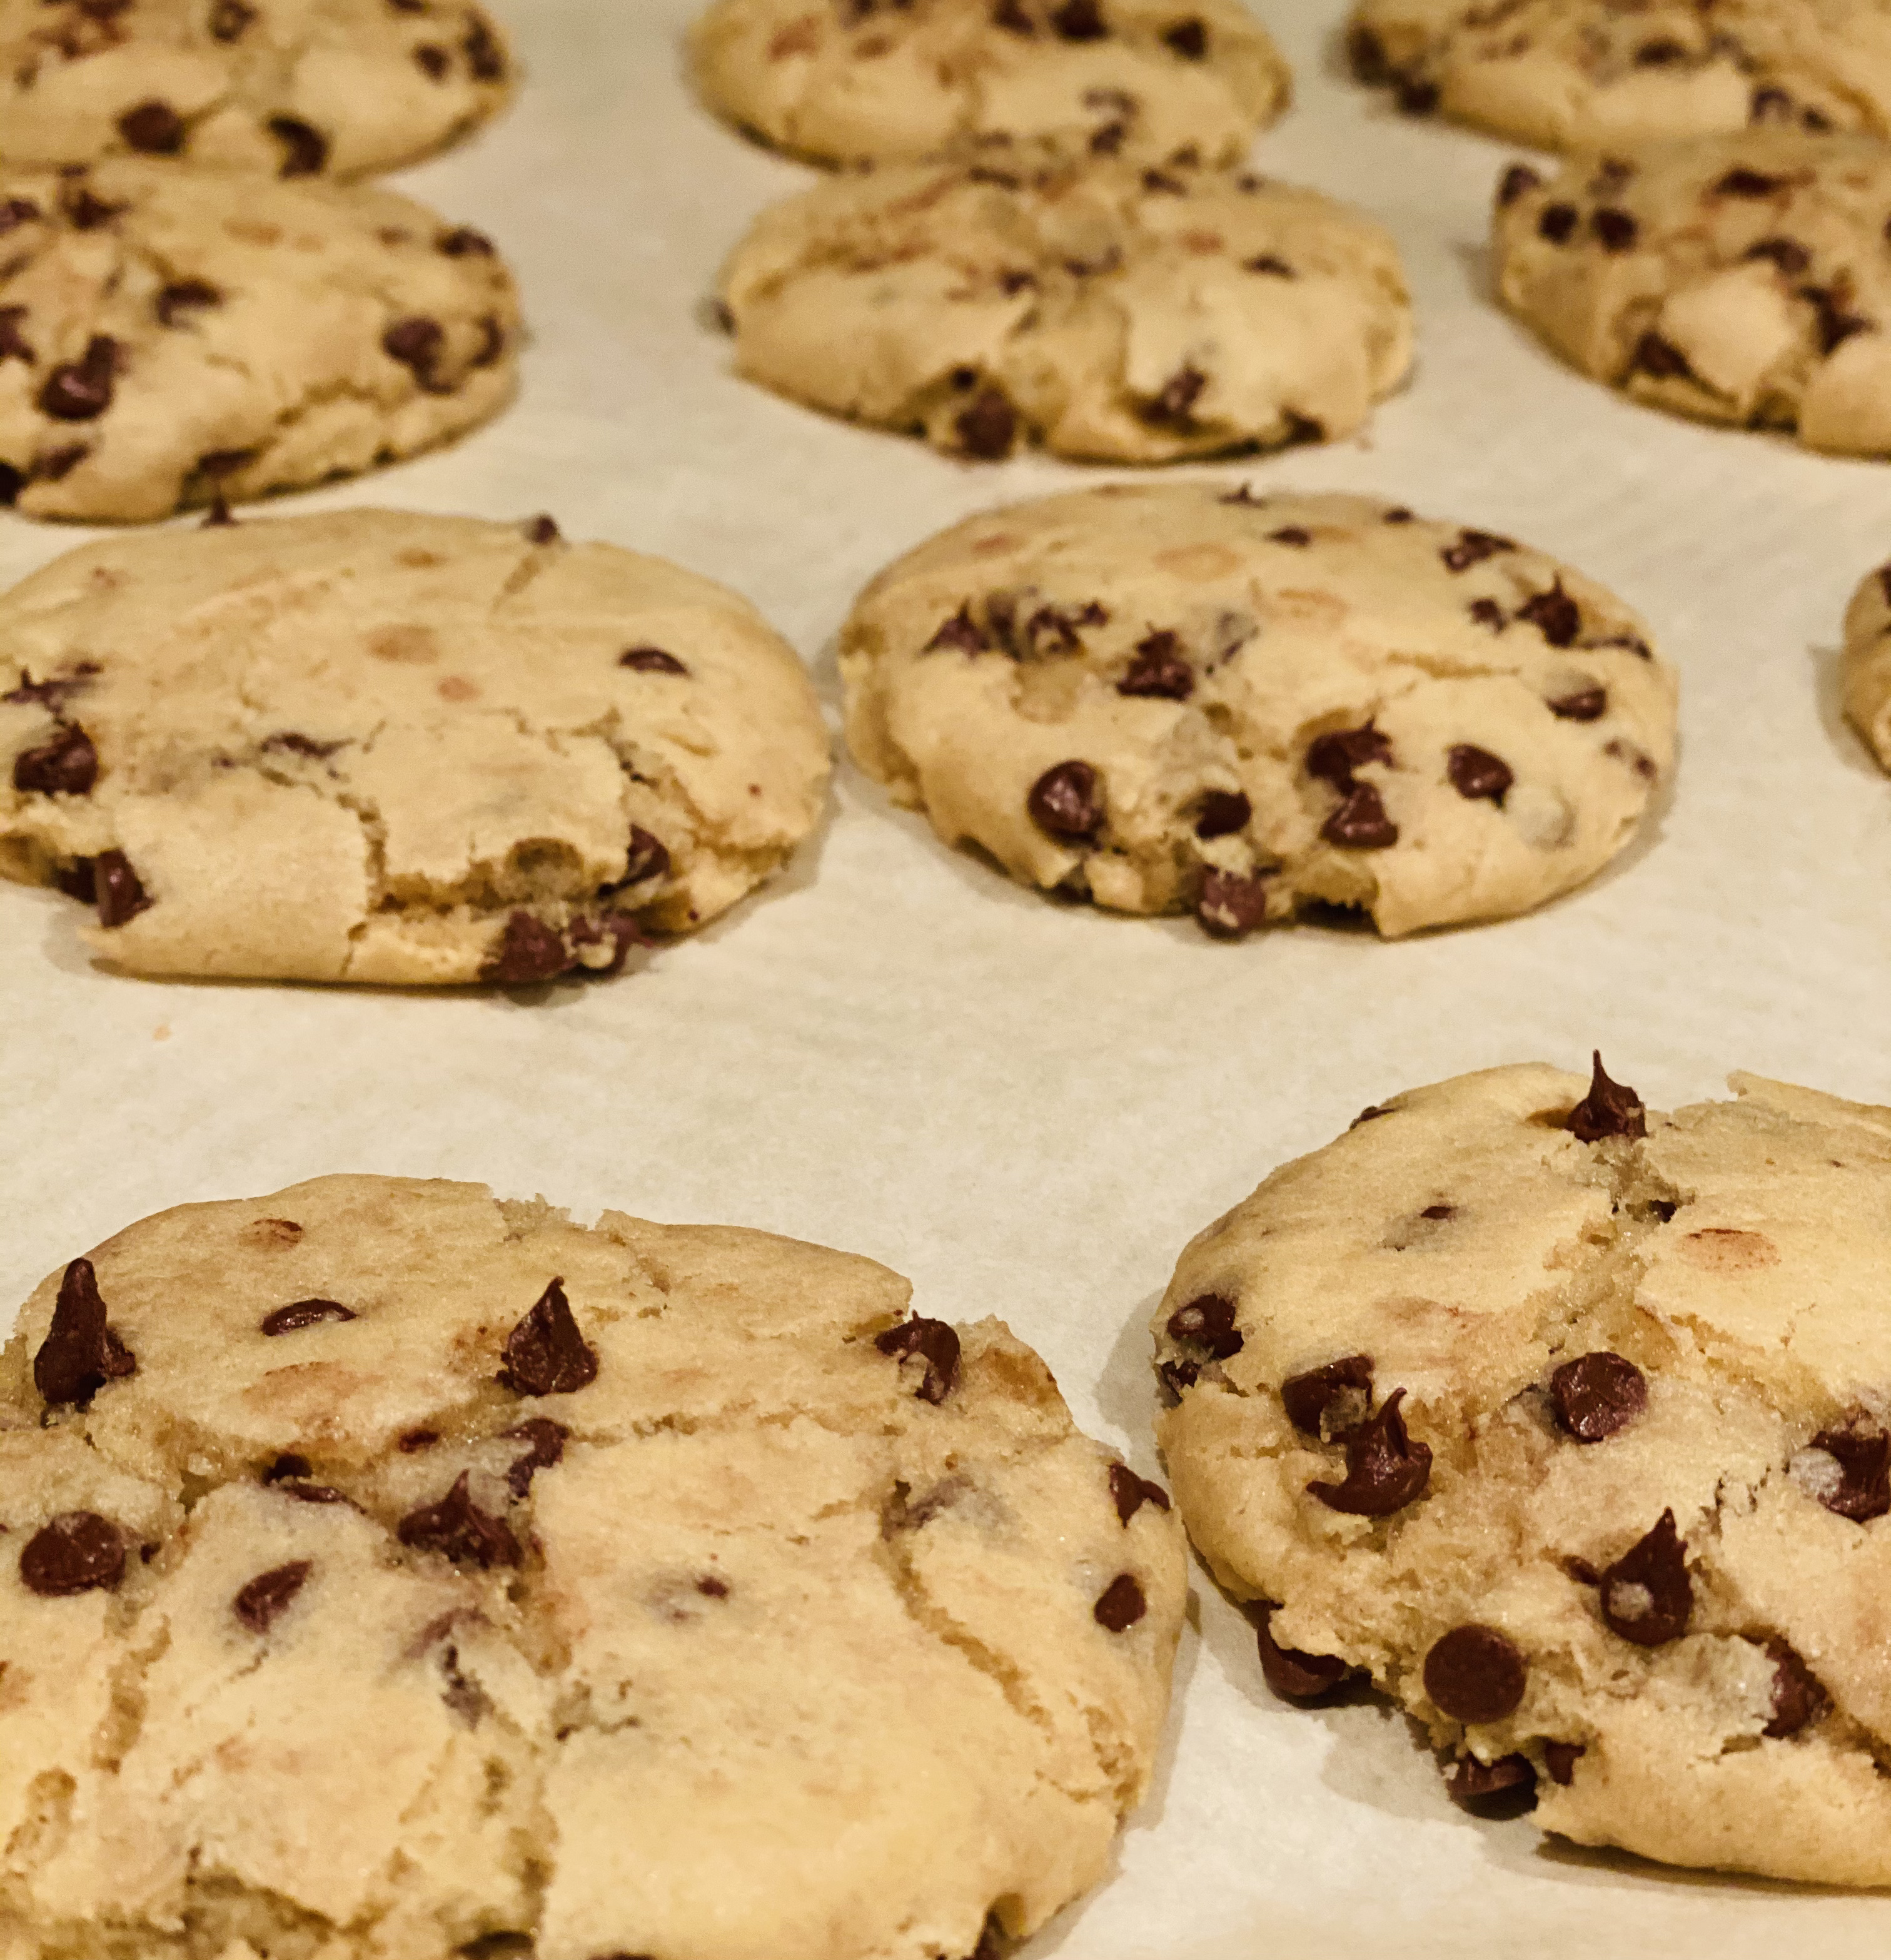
[1153,1059,1891,1887]
[0,159,518,522]
[1349,0,1891,153]
[690,0,1290,169]
[1842,555,1891,769]
[1,0,511,179]
[718,147,1412,464]
[0,1174,1187,1960]
[1496,130,1891,457]
[0,509,831,985]
[839,485,1675,937]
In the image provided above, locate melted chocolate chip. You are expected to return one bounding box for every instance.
[882,1476,968,1535]
[1194,789,1251,839]
[1346,23,1391,81]
[383,316,445,385]
[1717,168,1787,199]
[992,0,1034,31]
[1157,1358,1198,1400]
[1544,1740,1584,1785]
[13,725,97,796]
[1425,1624,1528,1724]
[1758,1636,1828,1738]
[1307,1389,1431,1516]
[1321,783,1398,850]
[1591,208,1637,252]
[1548,685,1606,722]
[1600,1510,1692,1645]
[260,1298,357,1336]
[1269,525,1311,547]
[926,605,991,655]
[527,514,560,545]
[1281,1355,1374,1438]
[498,1278,599,1398]
[118,100,186,154]
[1028,760,1104,842]
[1538,203,1578,245]
[1447,1753,1536,1811]
[39,336,118,420]
[463,19,506,78]
[1516,580,1580,647]
[1803,285,1872,355]
[155,279,221,326]
[1550,1352,1646,1442]
[956,388,1017,460]
[1447,745,1512,805]
[398,1428,439,1452]
[1745,236,1811,275]
[1255,1602,1351,1700]
[1093,1572,1146,1630]
[1166,1292,1241,1360]
[1161,16,1205,58]
[1051,0,1105,38]
[1306,722,1393,791]
[620,645,688,674]
[1107,1462,1170,1525]
[1396,77,1440,116]
[1806,1426,1890,1522]
[874,1317,961,1405]
[1197,869,1268,937]
[482,911,573,986]
[63,184,127,231]
[1441,529,1516,573]
[92,849,152,927]
[269,116,328,176]
[398,1473,522,1568]
[1117,630,1194,699]
[611,827,668,887]
[1498,163,1541,208]
[1565,1052,1646,1143]
[33,1258,136,1408]
[438,228,496,261]
[415,43,450,78]
[1020,601,1107,659]
[261,1454,313,1485]
[233,1560,312,1634]
[697,1574,729,1598]
[20,1512,124,1597]
[209,0,255,38]
[0,306,31,366]
[504,1417,568,1497]
[1147,363,1206,425]
[1633,331,1692,380]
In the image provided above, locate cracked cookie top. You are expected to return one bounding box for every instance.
[839,484,1675,937]
[1154,1060,1891,1887]
[0,508,832,986]
[1349,0,1891,153]
[690,0,1290,169]
[1496,129,1891,459]
[0,158,518,522]
[0,1174,1186,1960]
[1,0,511,179]
[717,145,1413,465]
[1842,552,1891,772]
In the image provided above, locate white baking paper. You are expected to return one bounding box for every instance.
[4,2,1890,1953]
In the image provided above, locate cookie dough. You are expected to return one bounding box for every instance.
[1349,0,1891,152]
[1495,130,1891,457]
[718,147,1411,464]
[691,0,1289,168]
[0,1175,1187,1960]
[839,485,1675,937]
[1154,1059,1891,1887]
[1,0,511,179]
[0,509,831,984]
[0,159,519,522]
[1842,555,1891,769]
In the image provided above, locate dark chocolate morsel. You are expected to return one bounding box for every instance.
[874,1316,962,1405]
[268,116,328,176]
[1633,331,1692,379]
[155,279,222,326]
[1550,1352,1647,1442]
[415,43,450,78]
[1441,529,1516,573]
[1517,580,1580,647]
[498,1278,600,1397]
[1744,236,1811,275]
[398,1472,522,1568]
[1197,869,1268,937]
[1166,1292,1241,1360]
[1304,722,1393,791]
[1446,1753,1537,1811]
[39,336,118,421]
[20,1512,125,1597]
[1806,1426,1890,1522]
[1028,760,1104,842]
[1157,1357,1198,1400]
[1094,1572,1146,1630]
[926,605,991,655]
[93,849,152,927]
[527,514,560,545]
[1538,203,1578,244]
[1447,744,1512,805]
[1591,207,1637,251]
[1544,1740,1585,1785]
[383,315,445,383]
[1497,163,1542,207]
[1051,0,1107,39]
[398,1428,439,1452]
[33,1257,136,1408]
[504,1417,568,1497]
[955,388,1017,460]
[118,100,186,154]
[1107,1462,1170,1524]
[1307,1388,1431,1516]
[620,827,670,885]
[463,18,506,78]
[233,1559,313,1634]
[1147,363,1206,424]
[209,0,255,39]
[1117,630,1194,699]
[482,911,573,985]
[1256,1602,1351,1700]
[620,645,688,674]
[1758,1636,1830,1739]
[1424,1624,1529,1724]
[1281,1354,1374,1438]
[1548,685,1606,721]
[13,725,98,796]
[261,1454,313,1485]
[1321,782,1398,850]
[260,1298,357,1337]
[1565,1051,1646,1143]
[1194,788,1251,839]
[438,226,495,257]
[1599,1509,1692,1646]
[1162,17,1206,58]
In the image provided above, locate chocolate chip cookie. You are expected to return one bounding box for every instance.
[1843,555,1891,770]
[1,0,511,178]
[1496,130,1891,457]
[1350,0,1891,153]
[1154,1059,1891,1886]
[717,146,1410,465]
[692,0,1289,168]
[0,159,518,522]
[0,509,830,984]
[0,1175,1186,1960]
[839,485,1675,937]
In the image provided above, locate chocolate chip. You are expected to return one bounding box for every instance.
[415,43,450,77]
[1633,331,1691,380]
[1321,784,1398,851]
[1245,254,1294,276]
[463,19,506,78]
[20,1512,124,1597]
[882,1476,968,1535]
[1498,163,1541,208]
[1565,1051,1646,1143]
[154,279,221,326]
[874,1316,961,1405]
[1517,580,1580,647]
[1254,1602,1351,1700]
[503,1417,568,1497]
[438,226,496,260]
[482,911,573,985]
[1161,16,1206,58]
[1117,630,1193,699]
[697,1574,729,1598]
[1425,1624,1528,1724]
[1716,168,1786,199]
[398,1473,521,1568]
[1307,1389,1431,1516]
[1635,36,1685,64]
[33,1257,136,1408]
[1019,601,1107,660]
[1749,1635,1828,1739]
[471,316,506,367]
[1141,168,1186,195]
[951,386,1017,460]
[260,1298,357,1336]
[197,447,255,481]
[1447,1753,1536,1811]
[383,316,445,385]
[1107,1462,1170,1525]
[1305,722,1393,791]
[281,1482,346,1504]
[1803,285,1872,355]
[525,514,560,545]
[118,100,185,154]
[1396,77,1440,116]
[1147,363,1206,425]
[1538,203,1578,245]
[13,725,98,797]
[1468,597,1505,632]
[1600,1510,1692,1645]
[1194,789,1250,839]
[233,1560,311,1634]
[1591,208,1637,252]
[1157,1358,1198,1400]
[39,336,118,420]
[1544,1740,1584,1784]
[1197,869,1268,937]
[1268,525,1312,547]
[54,859,96,902]
[63,184,126,231]
[498,1278,599,1397]
[926,605,991,655]
[1550,1352,1646,1442]
[1806,1426,1890,1522]
[1744,236,1811,275]
[1421,1203,1454,1220]
[1166,1292,1241,1360]
[992,0,1034,33]
[1441,528,1516,573]
[92,848,151,927]
[209,0,255,38]
[1447,744,1512,805]
[399,1428,439,1452]
[1051,0,1105,38]
[620,645,688,674]
[36,444,91,483]
[261,1454,313,1485]
[268,116,328,176]
[1028,760,1104,842]
[0,198,41,236]
[1093,1572,1145,1630]
[261,732,343,760]
[1281,1355,1373,1438]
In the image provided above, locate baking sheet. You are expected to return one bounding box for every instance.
[4,2,1891,1954]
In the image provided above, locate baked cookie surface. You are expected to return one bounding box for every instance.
[0,159,518,522]
[0,510,831,985]
[1,0,511,179]
[1154,1060,1891,1887]
[0,1174,1187,1960]
[692,0,1289,168]
[1350,0,1891,152]
[1842,556,1891,769]
[719,147,1411,464]
[1496,130,1891,457]
[840,485,1675,937]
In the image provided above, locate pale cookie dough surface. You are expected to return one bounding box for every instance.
[1496,130,1891,458]
[1349,0,1891,153]
[1153,1061,1891,1887]
[839,484,1675,937]
[0,1174,1187,1960]
[719,146,1411,464]
[0,510,832,985]
[691,0,1289,168]
[0,159,518,523]
[1842,555,1891,770]
[1,0,511,179]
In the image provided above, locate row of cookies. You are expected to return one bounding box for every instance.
[4,1053,1885,1960]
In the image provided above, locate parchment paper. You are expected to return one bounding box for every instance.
[4,3,1890,1954]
